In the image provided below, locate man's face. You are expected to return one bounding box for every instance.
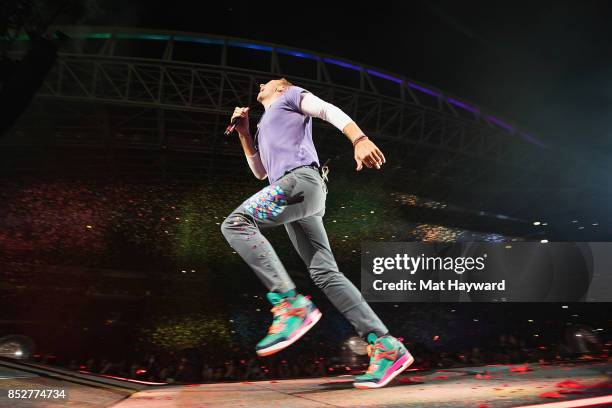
[257,80,283,103]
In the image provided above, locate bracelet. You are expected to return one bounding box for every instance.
[352,135,368,147]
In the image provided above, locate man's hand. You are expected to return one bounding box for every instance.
[231,107,250,135]
[355,138,386,171]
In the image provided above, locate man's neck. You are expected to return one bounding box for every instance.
[262,93,283,110]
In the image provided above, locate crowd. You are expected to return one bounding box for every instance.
[31,330,607,384]
[56,352,342,383]
[3,179,609,386]
[0,179,511,272]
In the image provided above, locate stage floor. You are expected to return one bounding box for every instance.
[114,361,612,408]
[1,359,610,407]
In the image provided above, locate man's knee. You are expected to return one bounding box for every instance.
[310,266,342,288]
[220,213,239,238]
[221,212,251,239]
[220,216,233,239]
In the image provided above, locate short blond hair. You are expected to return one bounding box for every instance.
[278,77,293,88]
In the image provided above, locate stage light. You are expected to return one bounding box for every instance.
[366,69,403,84]
[117,33,170,41]
[346,336,368,355]
[175,35,224,45]
[408,82,442,97]
[487,116,515,132]
[227,41,273,52]
[323,58,361,71]
[277,48,317,60]
[0,335,34,359]
[533,221,541,225]
[448,97,480,114]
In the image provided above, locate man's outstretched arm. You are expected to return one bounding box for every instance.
[231,106,267,180]
[299,92,386,170]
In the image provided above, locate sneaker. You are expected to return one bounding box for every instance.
[255,292,322,357]
[353,334,414,389]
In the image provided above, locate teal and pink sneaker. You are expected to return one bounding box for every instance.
[353,334,414,389]
[255,292,322,357]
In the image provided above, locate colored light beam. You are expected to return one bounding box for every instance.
[447,97,480,114]
[408,82,442,98]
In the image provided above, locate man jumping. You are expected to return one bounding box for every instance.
[221,78,413,389]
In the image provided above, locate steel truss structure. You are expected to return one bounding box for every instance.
[2,26,562,217]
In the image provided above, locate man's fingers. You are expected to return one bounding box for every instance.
[357,153,375,168]
[355,159,363,171]
[372,150,385,166]
[232,107,250,124]
[363,154,381,169]
[364,153,377,166]
[377,148,386,163]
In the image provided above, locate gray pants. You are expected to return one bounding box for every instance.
[221,167,388,337]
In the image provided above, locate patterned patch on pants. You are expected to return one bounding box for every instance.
[243,185,288,219]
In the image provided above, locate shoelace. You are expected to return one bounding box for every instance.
[267,301,307,334]
[365,342,399,374]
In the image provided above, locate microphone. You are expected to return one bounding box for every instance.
[224,117,240,136]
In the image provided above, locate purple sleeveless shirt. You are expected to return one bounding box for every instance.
[255,86,320,183]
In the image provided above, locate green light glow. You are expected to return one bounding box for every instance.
[74,32,112,39]
[116,33,170,41]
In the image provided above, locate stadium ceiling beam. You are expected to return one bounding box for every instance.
[26,58,545,169]
[7,26,548,169]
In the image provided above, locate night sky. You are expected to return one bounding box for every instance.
[52,0,612,156]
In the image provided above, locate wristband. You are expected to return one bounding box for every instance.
[352,135,368,147]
